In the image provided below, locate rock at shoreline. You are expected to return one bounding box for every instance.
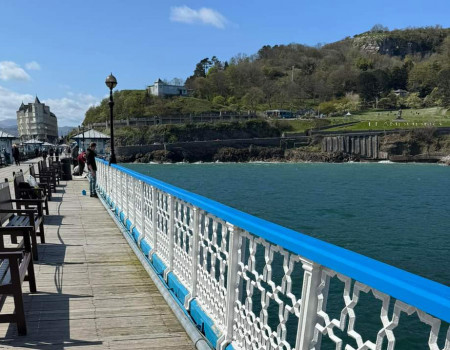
[129,145,358,164]
[438,155,450,166]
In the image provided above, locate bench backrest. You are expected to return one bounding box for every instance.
[29,165,36,178]
[38,161,46,172]
[13,171,25,198]
[0,182,13,226]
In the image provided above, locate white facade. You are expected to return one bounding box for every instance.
[0,131,14,154]
[148,79,187,97]
[16,97,58,143]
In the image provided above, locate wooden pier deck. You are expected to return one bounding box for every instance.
[0,162,195,349]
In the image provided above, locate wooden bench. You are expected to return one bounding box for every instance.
[12,171,50,216]
[29,164,53,199]
[48,157,62,179]
[0,183,45,260]
[38,161,58,190]
[0,232,37,335]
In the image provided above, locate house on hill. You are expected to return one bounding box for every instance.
[147,79,187,97]
[393,89,409,97]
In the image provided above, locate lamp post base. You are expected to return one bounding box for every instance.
[109,154,117,165]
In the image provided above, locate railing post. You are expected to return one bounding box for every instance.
[185,207,200,309]
[130,176,135,224]
[138,180,146,245]
[218,223,241,350]
[164,195,174,281]
[105,163,108,197]
[295,260,324,350]
[126,174,130,220]
[151,186,158,257]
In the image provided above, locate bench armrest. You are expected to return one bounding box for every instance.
[16,188,46,193]
[0,251,23,259]
[0,209,36,215]
[11,199,45,204]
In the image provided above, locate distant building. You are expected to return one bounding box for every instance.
[147,79,187,97]
[71,129,110,154]
[0,130,15,163]
[16,97,59,143]
[393,89,409,97]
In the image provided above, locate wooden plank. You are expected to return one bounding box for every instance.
[0,177,195,348]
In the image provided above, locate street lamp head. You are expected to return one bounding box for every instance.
[105,73,117,90]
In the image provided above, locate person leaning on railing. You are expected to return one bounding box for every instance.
[86,142,98,198]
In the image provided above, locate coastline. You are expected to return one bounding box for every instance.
[118,152,449,166]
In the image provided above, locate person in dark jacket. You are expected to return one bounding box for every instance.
[12,144,20,165]
[71,145,79,166]
[86,143,97,197]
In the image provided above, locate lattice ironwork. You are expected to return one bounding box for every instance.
[155,190,171,265]
[172,198,194,288]
[195,211,230,329]
[312,268,450,350]
[232,231,305,350]
[142,183,154,248]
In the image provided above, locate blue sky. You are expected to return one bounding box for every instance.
[1,0,450,126]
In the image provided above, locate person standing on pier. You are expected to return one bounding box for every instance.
[12,144,20,166]
[71,145,79,166]
[86,142,98,198]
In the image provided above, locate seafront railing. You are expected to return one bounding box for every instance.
[95,158,450,350]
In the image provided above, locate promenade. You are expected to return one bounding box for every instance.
[0,160,194,349]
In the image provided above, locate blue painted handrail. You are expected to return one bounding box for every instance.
[98,158,450,322]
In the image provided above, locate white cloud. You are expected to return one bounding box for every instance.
[0,85,102,126]
[25,61,41,71]
[0,61,31,81]
[0,86,33,120]
[170,6,228,29]
[43,93,101,126]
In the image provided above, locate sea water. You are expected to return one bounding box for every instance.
[124,162,450,348]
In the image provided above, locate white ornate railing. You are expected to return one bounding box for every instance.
[95,158,450,350]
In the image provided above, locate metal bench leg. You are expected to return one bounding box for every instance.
[27,260,37,293]
[31,230,39,261]
[39,222,45,244]
[10,259,27,335]
[44,198,49,215]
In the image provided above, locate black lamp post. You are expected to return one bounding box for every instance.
[78,125,86,151]
[105,73,117,165]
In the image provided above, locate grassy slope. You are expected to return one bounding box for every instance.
[284,108,450,133]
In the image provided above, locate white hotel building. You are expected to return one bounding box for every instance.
[17,97,59,143]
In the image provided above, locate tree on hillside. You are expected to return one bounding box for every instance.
[170,78,184,86]
[192,58,212,78]
[371,24,389,32]
[437,68,450,106]
[390,66,408,90]
[408,60,441,96]
[358,72,379,103]
[243,87,264,112]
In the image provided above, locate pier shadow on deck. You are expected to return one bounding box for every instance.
[0,178,195,349]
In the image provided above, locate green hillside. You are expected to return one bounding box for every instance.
[83,26,450,125]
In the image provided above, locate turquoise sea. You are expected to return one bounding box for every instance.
[124,162,449,348]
